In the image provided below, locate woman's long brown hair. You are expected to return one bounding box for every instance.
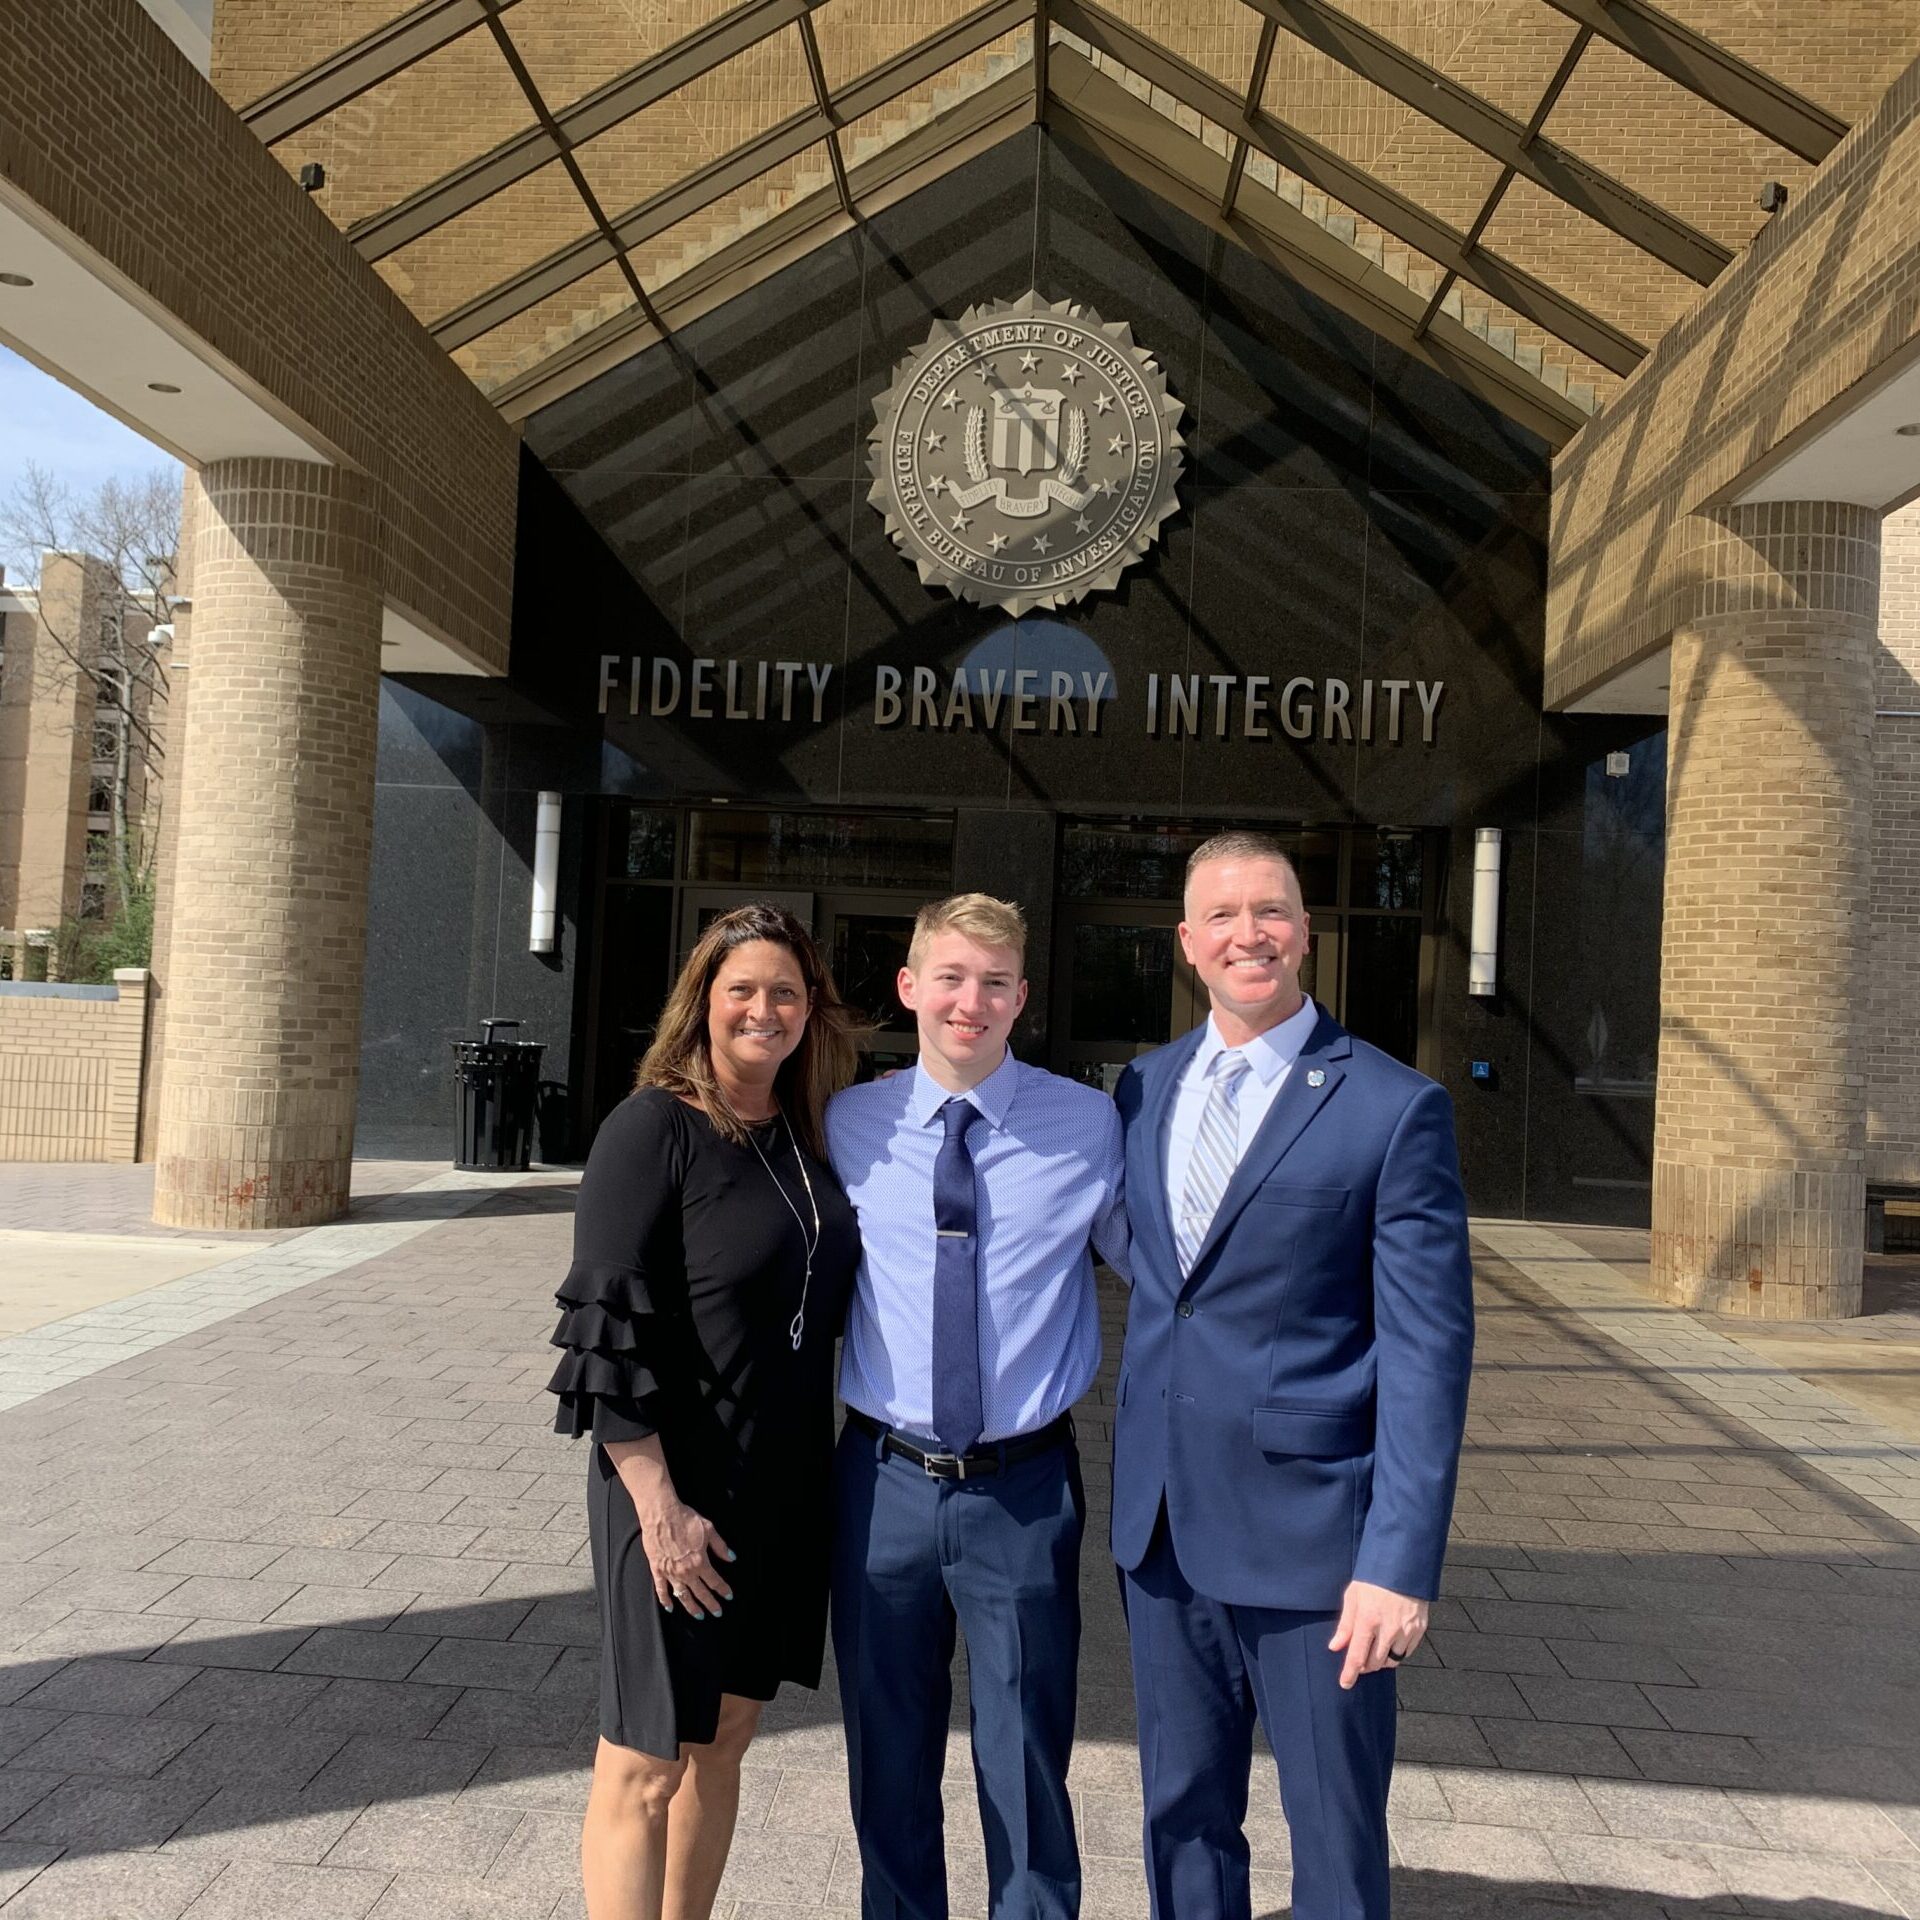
[634,902,863,1160]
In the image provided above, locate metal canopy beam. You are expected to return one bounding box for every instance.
[1416,25,1593,340]
[1539,0,1845,164]
[1239,0,1730,284]
[430,0,1033,350]
[499,48,1584,447]
[1054,0,1646,375]
[348,0,825,263]
[1220,19,1278,217]
[243,0,525,145]
[1046,49,1586,447]
[797,12,855,218]
[491,65,1036,420]
[1035,0,1051,128]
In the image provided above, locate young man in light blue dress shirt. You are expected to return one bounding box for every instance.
[826,892,1129,1920]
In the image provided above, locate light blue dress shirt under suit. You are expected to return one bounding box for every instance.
[828,1051,1130,1445]
[1162,993,1322,1226]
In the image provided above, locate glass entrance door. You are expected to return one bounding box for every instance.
[681,889,920,1078]
[820,891,920,1077]
[1049,822,1431,1085]
[1054,907,1334,1091]
[677,886,816,962]
[1053,908,1193,1094]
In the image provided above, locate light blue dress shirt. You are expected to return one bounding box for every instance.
[1163,995,1322,1225]
[829,1051,1130,1444]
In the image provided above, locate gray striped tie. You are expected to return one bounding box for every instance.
[1177,1049,1250,1276]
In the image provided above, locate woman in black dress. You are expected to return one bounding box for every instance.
[548,903,862,1920]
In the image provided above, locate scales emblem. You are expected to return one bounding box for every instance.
[867,290,1184,616]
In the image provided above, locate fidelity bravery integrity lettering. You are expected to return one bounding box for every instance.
[596,655,1446,744]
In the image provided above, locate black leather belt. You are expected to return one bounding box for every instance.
[846,1408,1074,1481]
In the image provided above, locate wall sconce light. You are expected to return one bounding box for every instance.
[530,790,561,954]
[1468,827,1501,997]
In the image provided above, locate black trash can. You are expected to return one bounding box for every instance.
[452,1018,545,1171]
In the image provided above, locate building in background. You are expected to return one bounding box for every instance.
[0,555,159,963]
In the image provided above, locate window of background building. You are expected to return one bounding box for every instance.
[79,829,111,921]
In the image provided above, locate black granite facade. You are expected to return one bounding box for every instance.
[365,127,1665,1223]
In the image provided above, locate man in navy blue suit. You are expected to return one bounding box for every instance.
[1112,830,1474,1920]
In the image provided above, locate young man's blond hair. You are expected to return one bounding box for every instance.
[908,892,1028,970]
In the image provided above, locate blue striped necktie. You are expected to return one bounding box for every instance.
[1177,1049,1249,1277]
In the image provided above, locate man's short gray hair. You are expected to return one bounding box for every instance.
[1183,830,1301,896]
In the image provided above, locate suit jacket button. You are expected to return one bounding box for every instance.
[1176,1301,1194,1318]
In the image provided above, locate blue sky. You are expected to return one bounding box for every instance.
[0,343,182,505]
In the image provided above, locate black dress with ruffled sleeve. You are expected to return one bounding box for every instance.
[548,1087,859,1756]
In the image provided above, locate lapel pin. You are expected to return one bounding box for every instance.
[1306,1068,1326,1088]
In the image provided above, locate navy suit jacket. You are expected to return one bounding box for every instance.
[1112,1007,1474,1610]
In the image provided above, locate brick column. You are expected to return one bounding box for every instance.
[152,461,382,1228]
[1869,502,1920,1188]
[1651,503,1879,1318]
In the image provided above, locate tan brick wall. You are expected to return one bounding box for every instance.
[153,461,382,1229]
[1871,500,1920,1186]
[0,0,518,672]
[1547,53,1920,706]
[1651,503,1878,1318]
[0,971,151,1162]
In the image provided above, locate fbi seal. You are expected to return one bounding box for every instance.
[866,290,1185,617]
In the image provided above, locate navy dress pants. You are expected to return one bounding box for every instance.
[1122,1519,1396,1920]
[831,1423,1085,1920]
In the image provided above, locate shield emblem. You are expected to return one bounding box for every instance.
[991,387,1062,476]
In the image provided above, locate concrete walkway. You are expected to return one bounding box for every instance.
[0,1167,1916,1919]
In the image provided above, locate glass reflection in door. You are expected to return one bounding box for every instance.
[828,905,920,1078]
[1059,912,1198,1092]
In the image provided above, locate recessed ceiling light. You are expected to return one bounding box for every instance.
[1898,423,1920,437]
[0,272,32,288]
[147,381,181,394]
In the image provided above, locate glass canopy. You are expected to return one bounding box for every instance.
[231,0,1906,434]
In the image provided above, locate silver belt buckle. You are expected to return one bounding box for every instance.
[923,1450,966,1480]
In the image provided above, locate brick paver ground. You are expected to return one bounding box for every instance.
[0,1172,1917,1919]
[0,1162,447,1239]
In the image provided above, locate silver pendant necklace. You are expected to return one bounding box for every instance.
[739,1108,822,1351]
